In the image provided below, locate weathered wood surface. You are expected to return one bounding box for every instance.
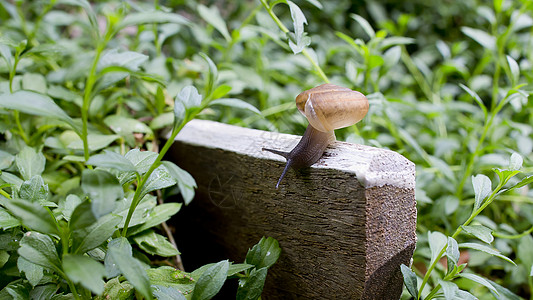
[168,119,416,299]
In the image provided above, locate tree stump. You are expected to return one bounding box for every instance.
[168,119,416,299]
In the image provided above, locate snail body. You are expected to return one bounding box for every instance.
[263,84,368,188]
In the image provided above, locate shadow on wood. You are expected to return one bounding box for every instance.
[167,119,416,299]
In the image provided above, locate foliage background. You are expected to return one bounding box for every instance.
[0,0,532,299]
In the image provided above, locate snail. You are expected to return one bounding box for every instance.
[262,84,369,188]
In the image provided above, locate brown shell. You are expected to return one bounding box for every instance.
[295,83,369,132]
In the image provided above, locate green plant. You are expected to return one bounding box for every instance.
[0,0,278,299]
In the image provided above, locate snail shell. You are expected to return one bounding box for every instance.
[295,83,369,132]
[263,83,369,188]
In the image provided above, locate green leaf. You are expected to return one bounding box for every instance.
[486,278,521,300]
[133,230,179,257]
[460,84,487,118]
[400,264,418,299]
[81,169,124,219]
[150,112,174,130]
[19,175,49,204]
[458,273,498,295]
[67,134,121,152]
[108,245,153,300]
[69,200,96,231]
[461,27,496,51]
[97,49,148,72]
[446,236,459,272]
[517,235,533,276]
[0,149,14,170]
[210,98,261,115]
[461,225,494,244]
[59,194,82,222]
[104,115,153,135]
[197,5,231,42]
[15,147,46,181]
[87,150,137,173]
[0,207,21,229]
[227,263,254,276]
[459,242,516,265]
[161,161,196,205]
[114,194,157,229]
[191,260,229,300]
[127,202,182,236]
[17,256,44,287]
[105,237,132,278]
[125,149,158,174]
[147,266,195,293]
[512,175,533,189]
[62,254,105,295]
[351,14,375,39]
[506,55,520,85]
[1,198,58,235]
[287,1,310,54]
[119,11,189,29]
[472,174,492,211]
[18,231,61,271]
[236,267,267,300]
[96,277,134,300]
[199,53,218,98]
[152,285,187,300]
[140,165,177,197]
[0,91,75,129]
[428,231,447,265]
[509,152,523,171]
[439,280,458,299]
[72,214,121,254]
[177,85,202,109]
[245,237,281,269]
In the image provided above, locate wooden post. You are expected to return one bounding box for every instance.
[168,119,416,299]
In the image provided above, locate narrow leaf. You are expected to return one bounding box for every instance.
[428,231,447,265]
[245,237,281,269]
[458,273,498,295]
[192,260,229,300]
[509,152,523,171]
[400,264,418,299]
[15,147,46,181]
[506,55,520,84]
[460,84,487,118]
[197,5,231,42]
[472,174,492,211]
[81,169,124,219]
[1,198,58,235]
[210,98,261,115]
[351,14,375,38]
[73,214,121,254]
[62,254,105,295]
[0,90,73,124]
[459,242,516,265]
[236,267,268,300]
[18,231,61,271]
[461,27,496,51]
[461,225,494,244]
[108,246,153,300]
[87,150,137,172]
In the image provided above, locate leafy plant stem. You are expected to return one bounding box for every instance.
[0,189,10,199]
[493,225,533,239]
[64,275,82,300]
[81,42,107,163]
[121,119,187,237]
[259,0,329,83]
[419,181,504,298]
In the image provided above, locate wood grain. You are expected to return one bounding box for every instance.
[167,119,416,299]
